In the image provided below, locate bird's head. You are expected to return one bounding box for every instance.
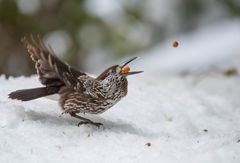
[96,57,143,80]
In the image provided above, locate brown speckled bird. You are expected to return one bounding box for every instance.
[8,36,143,127]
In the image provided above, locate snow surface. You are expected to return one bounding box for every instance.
[1,20,240,163]
[1,73,240,163]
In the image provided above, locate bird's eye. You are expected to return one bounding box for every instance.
[109,66,121,75]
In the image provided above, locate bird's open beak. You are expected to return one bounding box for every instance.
[121,57,143,76]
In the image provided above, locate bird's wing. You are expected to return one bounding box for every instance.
[22,36,86,91]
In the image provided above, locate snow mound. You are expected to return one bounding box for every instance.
[0,73,240,163]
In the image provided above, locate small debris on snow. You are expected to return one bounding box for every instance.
[223,68,238,76]
[203,129,208,133]
[145,142,151,147]
[166,117,173,122]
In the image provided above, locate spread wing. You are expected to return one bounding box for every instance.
[22,36,86,90]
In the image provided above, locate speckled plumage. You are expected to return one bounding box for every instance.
[8,36,142,127]
[60,71,128,115]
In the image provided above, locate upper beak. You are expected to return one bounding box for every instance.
[121,57,143,76]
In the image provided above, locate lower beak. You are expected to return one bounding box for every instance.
[125,71,144,76]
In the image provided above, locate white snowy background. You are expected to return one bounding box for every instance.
[1,20,240,163]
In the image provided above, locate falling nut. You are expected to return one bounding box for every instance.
[172,40,179,48]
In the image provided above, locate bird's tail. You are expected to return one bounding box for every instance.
[8,86,60,101]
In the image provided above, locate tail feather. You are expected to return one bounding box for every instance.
[8,86,60,101]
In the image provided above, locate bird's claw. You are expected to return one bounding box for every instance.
[77,121,104,128]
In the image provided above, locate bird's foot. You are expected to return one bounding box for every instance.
[58,112,65,117]
[77,120,104,128]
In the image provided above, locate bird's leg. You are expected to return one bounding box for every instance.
[70,113,103,128]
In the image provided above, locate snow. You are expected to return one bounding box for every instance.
[1,74,240,163]
[1,20,240,163]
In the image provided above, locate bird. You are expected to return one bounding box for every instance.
[8,36,143,127]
